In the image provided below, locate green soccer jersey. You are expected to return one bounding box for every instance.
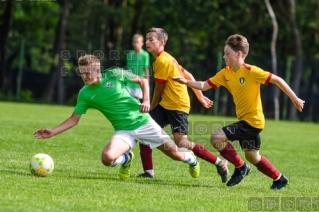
[126,49,150,89]
[74,68,150,131]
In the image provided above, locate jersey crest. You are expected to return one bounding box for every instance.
[105,81,112,88]
[239,77,245,85]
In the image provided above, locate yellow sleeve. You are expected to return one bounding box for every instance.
[206,69,226,89]
[250,66,272,85]
[153,60,169,84]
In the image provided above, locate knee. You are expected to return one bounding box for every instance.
[210,133,225,151]
[173,134,193,150]
[175,140,192,150]
[101,152,115,166]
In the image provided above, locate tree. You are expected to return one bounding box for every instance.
[277,0,303,120]
[0,1,12,94]
[264,0,280,120]
[288,0,303,121]
[42,0,70,103]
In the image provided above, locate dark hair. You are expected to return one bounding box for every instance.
[225,34,249,56]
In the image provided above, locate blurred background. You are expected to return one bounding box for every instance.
[0,0,318,122]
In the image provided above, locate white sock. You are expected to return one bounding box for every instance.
[181,148,197,166]
[145,170,154,176]
[215,157,222,165]
[110,153,130,167]
[274,173,282,181]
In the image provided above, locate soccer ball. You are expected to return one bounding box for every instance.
[30,153,54,177]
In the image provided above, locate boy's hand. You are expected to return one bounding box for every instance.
[293,98,305,112]
[198,96,214,109]
[172,76,187,84]
[34,128,54,139]
[140,101,150,113]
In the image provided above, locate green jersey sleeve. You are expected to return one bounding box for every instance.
[111,68,136,83]
[73,90,89,114]
[144,51,150,66]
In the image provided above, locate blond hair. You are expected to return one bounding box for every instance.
[225,34,249,56]
[78,55,100,66]
[132,34,143,41]
[146,27,168,45]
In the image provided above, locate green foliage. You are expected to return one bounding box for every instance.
[1,0,319,121]
[9,2,60,72]
[0,102,319,211]
[21,90,33,103]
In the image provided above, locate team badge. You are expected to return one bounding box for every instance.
[239,77,245,85]
[105,82,112,88]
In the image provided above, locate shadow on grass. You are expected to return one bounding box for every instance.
[68,173,220,188]
[0,170,32,176]
[0,169,224,189]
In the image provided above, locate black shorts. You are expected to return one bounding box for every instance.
[222,121,263,150]
[150,104,188,134]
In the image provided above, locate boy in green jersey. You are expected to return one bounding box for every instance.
[125,34,150,100]
[34,55,200,180]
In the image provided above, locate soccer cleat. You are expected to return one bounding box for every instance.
[119,152,134,180]
[137,172,155,178]
[189,162,200,178]
[226,162,251,186]
[216,158,229,183]
[270,175,289,190]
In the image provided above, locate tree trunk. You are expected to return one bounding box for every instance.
[130,0,144,37]
[42,0,69,103]
[288,0,303,120]
[105,0,126,67]
[264,0,280,120]
[0,1,12,94]
[306,60,317,121]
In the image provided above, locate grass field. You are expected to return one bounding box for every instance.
[1,102,319,212]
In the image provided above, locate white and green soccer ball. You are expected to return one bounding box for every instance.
[30,153,54,177]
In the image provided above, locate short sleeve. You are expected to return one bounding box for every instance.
[179,65,185,73]
[153,61,168,84]
[206,69,226,89]
[73,91,89,114]
[250,66,272,85]
[110,68,136,83]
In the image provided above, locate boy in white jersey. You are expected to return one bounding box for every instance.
[34,55,200,180]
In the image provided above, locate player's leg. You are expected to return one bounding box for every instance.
[126,87,154,177]
[211,122,251,186]
[168,110,229,183]
[138,105,168,178]
[101,132,136,180]
[242,136,289,190]
[134,119,200,178]
[156,140,200,178]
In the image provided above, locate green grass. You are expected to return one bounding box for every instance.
[0,102,318,212]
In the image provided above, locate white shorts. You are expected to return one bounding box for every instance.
[126,86,143,99]
[111,119,172,149]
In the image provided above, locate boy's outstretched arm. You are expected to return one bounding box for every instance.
[132,76,150,112]
[172,76,211,91]
[269,74,305,112]
[150,82,165,110]
[34,113,82,139]
[183,70,213,108]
